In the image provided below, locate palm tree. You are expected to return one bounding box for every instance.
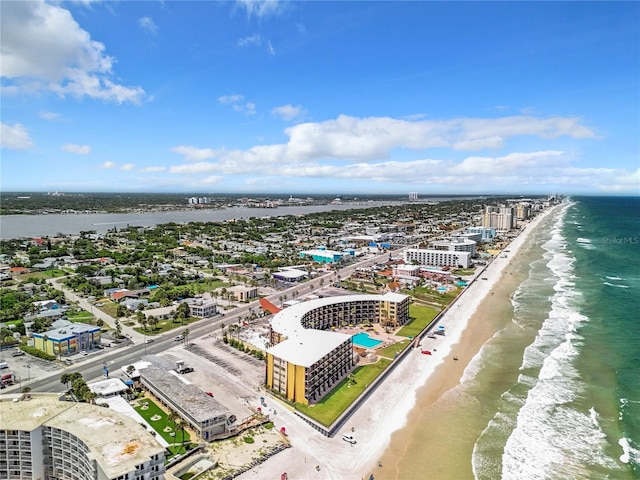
[83,390,97,404]
[182,328,190,345]
[168,410,179,430]
[177,419,189,447]
[148,316,158,331]
[60,373,72,392]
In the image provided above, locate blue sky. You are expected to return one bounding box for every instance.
[1,1,638,195]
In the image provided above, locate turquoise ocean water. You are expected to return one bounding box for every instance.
[471,197,639,479]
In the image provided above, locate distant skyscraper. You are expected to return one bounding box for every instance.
[409,192,418,201]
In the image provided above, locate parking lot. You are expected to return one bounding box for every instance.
[0,346,63,388]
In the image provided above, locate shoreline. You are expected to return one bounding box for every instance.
[237,206,559,480]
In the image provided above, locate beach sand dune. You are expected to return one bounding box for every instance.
[237,207,557,480]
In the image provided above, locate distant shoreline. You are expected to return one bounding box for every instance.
[0,201,412,240]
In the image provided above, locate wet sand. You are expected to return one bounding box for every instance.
[376,258,529,479]
[236,208,557,480]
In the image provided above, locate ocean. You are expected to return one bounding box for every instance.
[471,197,639,479]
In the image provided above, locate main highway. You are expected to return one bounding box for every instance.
[10,248,408,395]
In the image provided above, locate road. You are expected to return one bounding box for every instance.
[13,248,406,395]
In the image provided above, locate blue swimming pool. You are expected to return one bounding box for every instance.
[352,332,383,349]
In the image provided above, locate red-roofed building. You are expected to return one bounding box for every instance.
[9,266,29,276]
[259,298,281,315]
[110,290,139,302]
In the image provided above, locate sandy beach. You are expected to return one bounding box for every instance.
[237,206,557,480]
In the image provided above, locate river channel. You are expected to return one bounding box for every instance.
[0,202,400,240]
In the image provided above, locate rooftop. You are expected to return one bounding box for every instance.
[267,293,408,366]
[140,364,230,423]
[0,393,164,478]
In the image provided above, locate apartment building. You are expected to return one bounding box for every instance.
[430,237,477,255]
[466,226,497,242]
[266,293,410,405]
[482,206,516,231]
[183,298,218,317]
[0,394,165,480]
[404,248,471,268]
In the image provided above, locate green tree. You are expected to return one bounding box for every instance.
[60,373,72,391]
[168,410,179,430]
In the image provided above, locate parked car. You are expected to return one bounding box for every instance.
[177,366,194,374]
[12,350,25,357]
[80,351,88,355]
[341,434,357,444]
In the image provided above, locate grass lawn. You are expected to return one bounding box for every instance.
[134,316,200,336]
[376,339,411,359]
[97,300,118,318]
[295,358,391,426]
[66,310,94,322]
[18,269,66,281]
[452,267,476,276]
[396,305,440,338]
[134,398,191,445]
[407,286,461,310]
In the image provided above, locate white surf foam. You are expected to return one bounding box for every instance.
[604,282,631,289]
[498,203,622,479]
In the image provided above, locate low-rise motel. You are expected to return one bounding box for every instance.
[266,293,410,405]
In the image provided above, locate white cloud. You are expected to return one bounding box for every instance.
[1,0,146,104]
[217,94,256,115]
[139,166,166,173]
[448,151,568,175]
[167,113,614,191]
[218,94,244,105]
[138,16,157,34]
[238,34,261,47]
[62,143,91,155]
[169,162,220,174]
[272,104,306,121]
[171,146,219,162]
[237,0,287,19]
[98,161,116,169]
[0,122,33,150]
[171,114,598,169]
[267,41,275,55]
[120,163,135,171]
[39,111,62,121]
[201,176,223,185]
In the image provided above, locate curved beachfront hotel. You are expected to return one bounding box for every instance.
[266,292,410,405]
[0,394,165,480]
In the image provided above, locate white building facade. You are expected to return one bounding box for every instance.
[404,248,471,268]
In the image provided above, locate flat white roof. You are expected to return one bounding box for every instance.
[267,329,352,367]
[89,378,128,397]
[268,292,408,367]
[0,394,165,478]
[274,268,307,279]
